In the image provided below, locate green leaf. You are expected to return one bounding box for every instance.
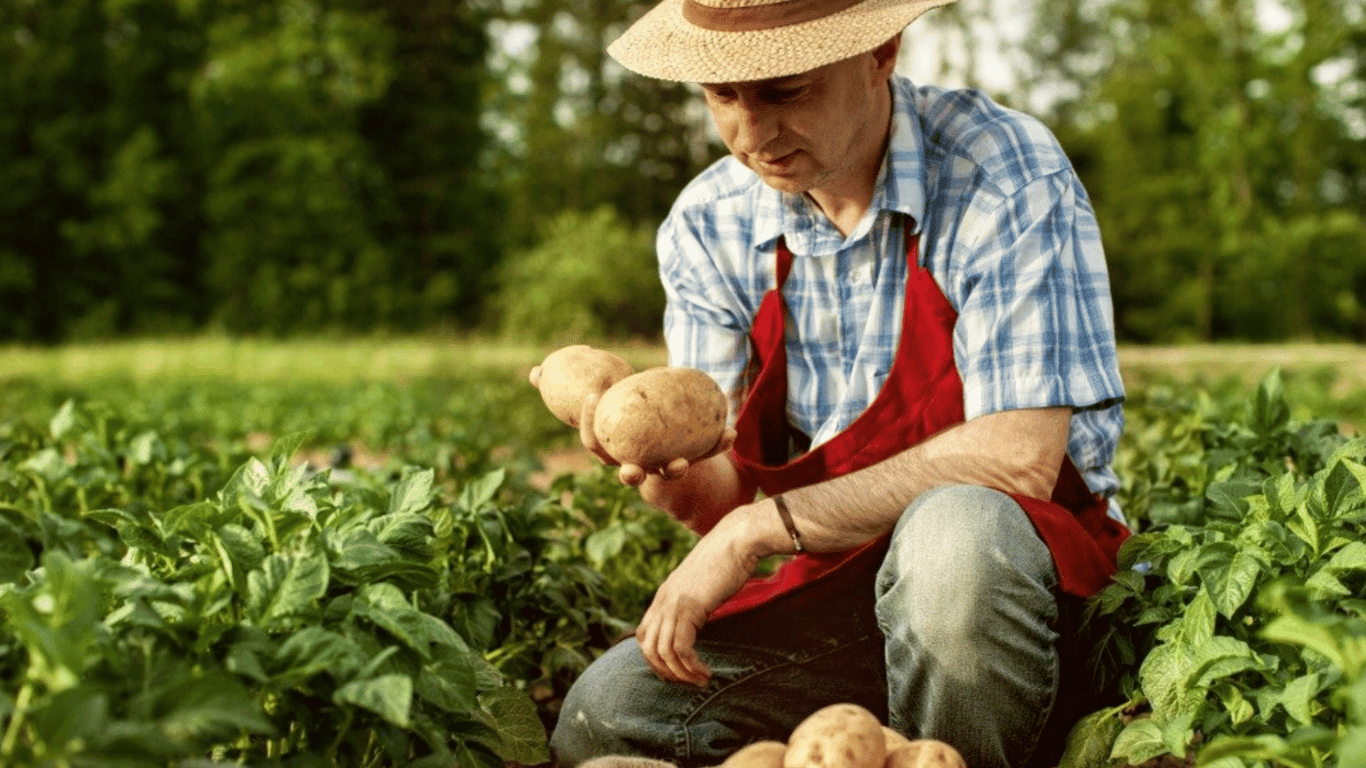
[1276,672,1320,726]
[1057,707,1125,768]
[474,686,551,765]
[273,626,367,683]
[1110,719,1170,765]
[585,524,628,569]
[1252,369,1290,436]
[0,519,34,583]
[128,430,160,465]
[1190,635,1264,689]
[351,589,466,660]
[269,430,312,464]
[1195,734,1320,768]
[163,500,232,539]
[160,673,275,742]
[1210,682,1254,726]
[1326,540,1366,572]
[244,552,329,628]
[49,400,77,440]
[334,673,413,728]
[1208,551,1262,618]
[1140,642,1198,718]
[390,468,435,516]
[458,469,506,511]
[415,643,479,714]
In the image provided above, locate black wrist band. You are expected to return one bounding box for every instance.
[772,494,804,553]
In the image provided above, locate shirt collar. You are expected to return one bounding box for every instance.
[755,75,929,256]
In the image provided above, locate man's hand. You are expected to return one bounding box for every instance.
[578,390,736,486]
[634,511,762,686]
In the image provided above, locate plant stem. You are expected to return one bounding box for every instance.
[1,679,35,760]
[327,707,355,759]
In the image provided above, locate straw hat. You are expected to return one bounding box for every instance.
[607,0,960,83]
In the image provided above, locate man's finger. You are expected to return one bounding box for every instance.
[619,463,647,486]
[671,622,710,686]
[637,613,681,684]
[658,457,690,481]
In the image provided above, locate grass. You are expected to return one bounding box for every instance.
[0,335,670,383]
[5,336,1363,384]
[3,335,1363,427]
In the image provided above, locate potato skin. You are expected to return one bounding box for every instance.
[881,741,967,768]
[784,704,886,768]
[535,345,635,427]
[722,741,787,768]
[880,726,911,754]
[593,367,727,466]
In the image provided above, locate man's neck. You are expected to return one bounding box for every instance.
[806,82,894,237]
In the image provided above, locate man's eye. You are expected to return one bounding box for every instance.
[766,88,803,103]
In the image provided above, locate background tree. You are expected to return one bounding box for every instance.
[1027,0,1366,341]
[485,0,717,245]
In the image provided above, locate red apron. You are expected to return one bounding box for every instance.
[710,231,1130,620]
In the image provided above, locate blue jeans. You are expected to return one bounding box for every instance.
[551,485,1070,768]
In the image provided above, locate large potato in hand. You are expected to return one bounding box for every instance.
[784,704,885,768]
[593,367,727,466]
[535,345,635,427]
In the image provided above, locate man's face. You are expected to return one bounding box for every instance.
[699,50,889,197]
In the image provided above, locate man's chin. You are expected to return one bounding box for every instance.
[754,172,812,195]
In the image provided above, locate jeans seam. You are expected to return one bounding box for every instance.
[676,631,884,763]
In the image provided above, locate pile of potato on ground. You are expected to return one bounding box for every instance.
[580,703,966,768]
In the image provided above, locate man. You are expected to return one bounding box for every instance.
[548,2,1131,767]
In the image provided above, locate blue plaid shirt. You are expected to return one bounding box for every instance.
[658,75,1126,510]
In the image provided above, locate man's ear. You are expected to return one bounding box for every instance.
[870,35,902,80]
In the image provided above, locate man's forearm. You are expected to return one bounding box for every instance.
[737,407,1073,556]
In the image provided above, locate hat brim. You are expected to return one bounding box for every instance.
[607,0,959,83]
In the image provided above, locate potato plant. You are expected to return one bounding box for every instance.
[2,362,1364,767]
[1065,371,1366,768]
[0,376,693,767]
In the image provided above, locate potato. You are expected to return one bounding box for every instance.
[784,703,885,768]
[534,345,635,427]
[881,741,967,768]
[722,741,787,768]
[880,726,911,754]
[593,367,727,466]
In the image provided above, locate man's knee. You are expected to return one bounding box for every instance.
[875,484,1057,642]
[550,640,657,768]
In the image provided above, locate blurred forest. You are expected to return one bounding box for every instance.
[1,0,1364,344]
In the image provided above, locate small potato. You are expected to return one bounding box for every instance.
[881,741,967,768]
[593,367,727,466]
[880,726,911,754]
[534,345,635,427]
[722,741,787,768]
[784,703,885,768]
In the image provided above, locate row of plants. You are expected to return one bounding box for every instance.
[1065,371,1366,768]
[2,363,1364,766]
[0,373,694,766]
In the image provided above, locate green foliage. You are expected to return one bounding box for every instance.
[0,0,498,341]
[1064,372,1366,767]
[0,370,697,765]
[1034,0,1366,342]
[494,207,666,342]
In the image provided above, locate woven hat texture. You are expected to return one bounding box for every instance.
[608,0,960,83]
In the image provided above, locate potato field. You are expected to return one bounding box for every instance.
[1,341,1364,768]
